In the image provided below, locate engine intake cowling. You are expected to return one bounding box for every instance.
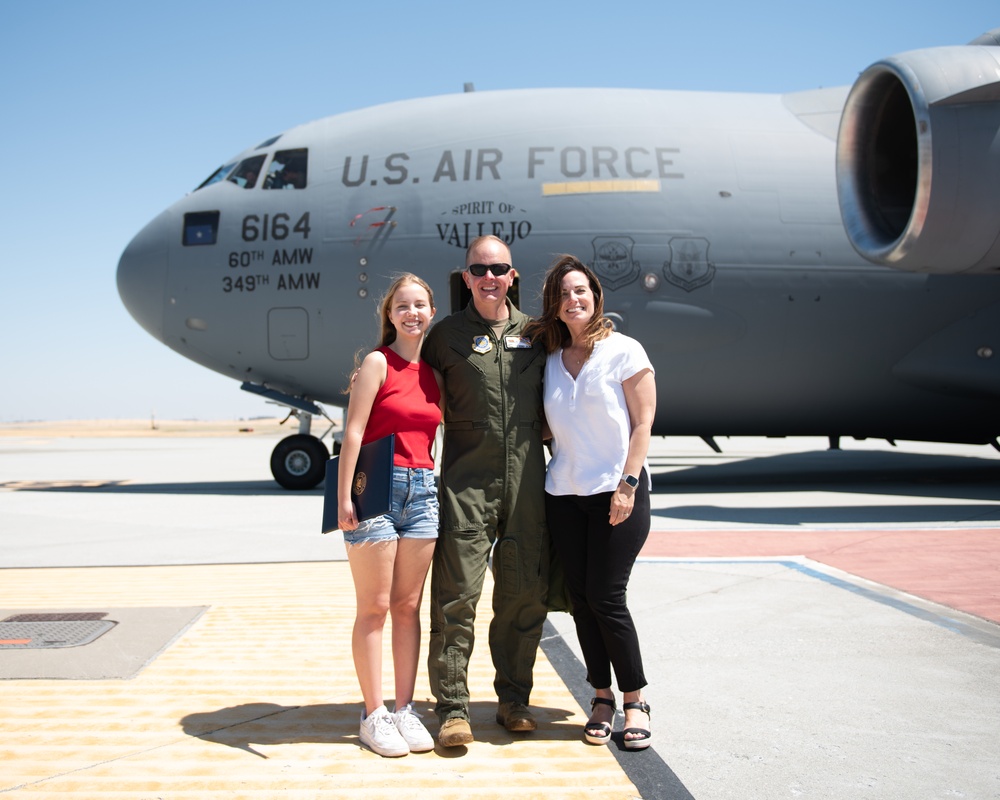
[836,41,1000,273]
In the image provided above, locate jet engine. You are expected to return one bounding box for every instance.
[836,33,1000,274]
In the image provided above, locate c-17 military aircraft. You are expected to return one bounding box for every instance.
[118,27,1000,490]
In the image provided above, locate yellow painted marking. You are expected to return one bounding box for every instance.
[0,562,641,798]
[542,179,661,196]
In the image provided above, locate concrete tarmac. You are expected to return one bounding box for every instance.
[1,429,998,798]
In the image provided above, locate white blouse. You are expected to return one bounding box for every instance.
[544,332,654,496]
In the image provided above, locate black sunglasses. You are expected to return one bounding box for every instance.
[467,262,512,277]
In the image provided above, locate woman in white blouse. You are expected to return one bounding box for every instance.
[527,254,657,750]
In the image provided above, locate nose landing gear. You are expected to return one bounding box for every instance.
[270,433,329,490]
[240,383,341,490]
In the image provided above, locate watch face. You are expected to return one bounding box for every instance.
[623,474,639,488]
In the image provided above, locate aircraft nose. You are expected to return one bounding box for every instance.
[117,210,170,341]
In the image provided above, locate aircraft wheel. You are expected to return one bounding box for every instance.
[270,434,328,490]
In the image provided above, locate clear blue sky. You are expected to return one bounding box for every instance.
[1,1,994,421]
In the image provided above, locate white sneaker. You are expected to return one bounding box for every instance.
[359,705,409,757]
[392,703,435,752]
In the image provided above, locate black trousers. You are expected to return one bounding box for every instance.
[545,474,649,692]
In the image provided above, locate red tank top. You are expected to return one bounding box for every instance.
[362,347,442,468]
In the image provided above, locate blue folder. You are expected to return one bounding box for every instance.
[321,434,395,533]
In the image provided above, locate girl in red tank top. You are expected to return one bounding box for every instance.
[336,273,443,757]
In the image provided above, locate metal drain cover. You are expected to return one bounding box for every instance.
[0,613,117,649]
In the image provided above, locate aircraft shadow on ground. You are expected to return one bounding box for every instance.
[6,448,1000,502]
[651,449,1000,498]
[651,448,1000,526]
[658,502,1000,526]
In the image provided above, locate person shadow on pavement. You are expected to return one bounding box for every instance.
[181,701,577,758]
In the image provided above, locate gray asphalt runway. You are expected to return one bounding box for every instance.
[5,433,1000,568]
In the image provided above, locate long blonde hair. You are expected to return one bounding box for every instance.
[376,272,435,347]
[344,272,436,392]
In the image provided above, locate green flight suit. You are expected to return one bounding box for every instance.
[423,298,549,722]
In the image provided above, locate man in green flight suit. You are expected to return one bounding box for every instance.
[422,234,550,748]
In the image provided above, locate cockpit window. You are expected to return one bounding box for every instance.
[256,135,282,150]
[227,155,266,189]
[263,148,308,190]
[195,162,235,191]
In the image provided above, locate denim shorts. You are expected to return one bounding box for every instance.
[342,466,439,545]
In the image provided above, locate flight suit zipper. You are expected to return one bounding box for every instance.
[488,322,511,504]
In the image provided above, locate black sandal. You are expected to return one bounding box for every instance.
[584,697,615,745]
[622,700,652,750]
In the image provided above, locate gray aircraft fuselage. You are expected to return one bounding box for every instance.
[117,30,1000,487]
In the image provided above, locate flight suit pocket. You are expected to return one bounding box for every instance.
[494,537,521,598]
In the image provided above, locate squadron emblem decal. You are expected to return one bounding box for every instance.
[591,237,639,290]
[663,237,715,292]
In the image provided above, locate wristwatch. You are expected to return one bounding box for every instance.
[620,473,639,489]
